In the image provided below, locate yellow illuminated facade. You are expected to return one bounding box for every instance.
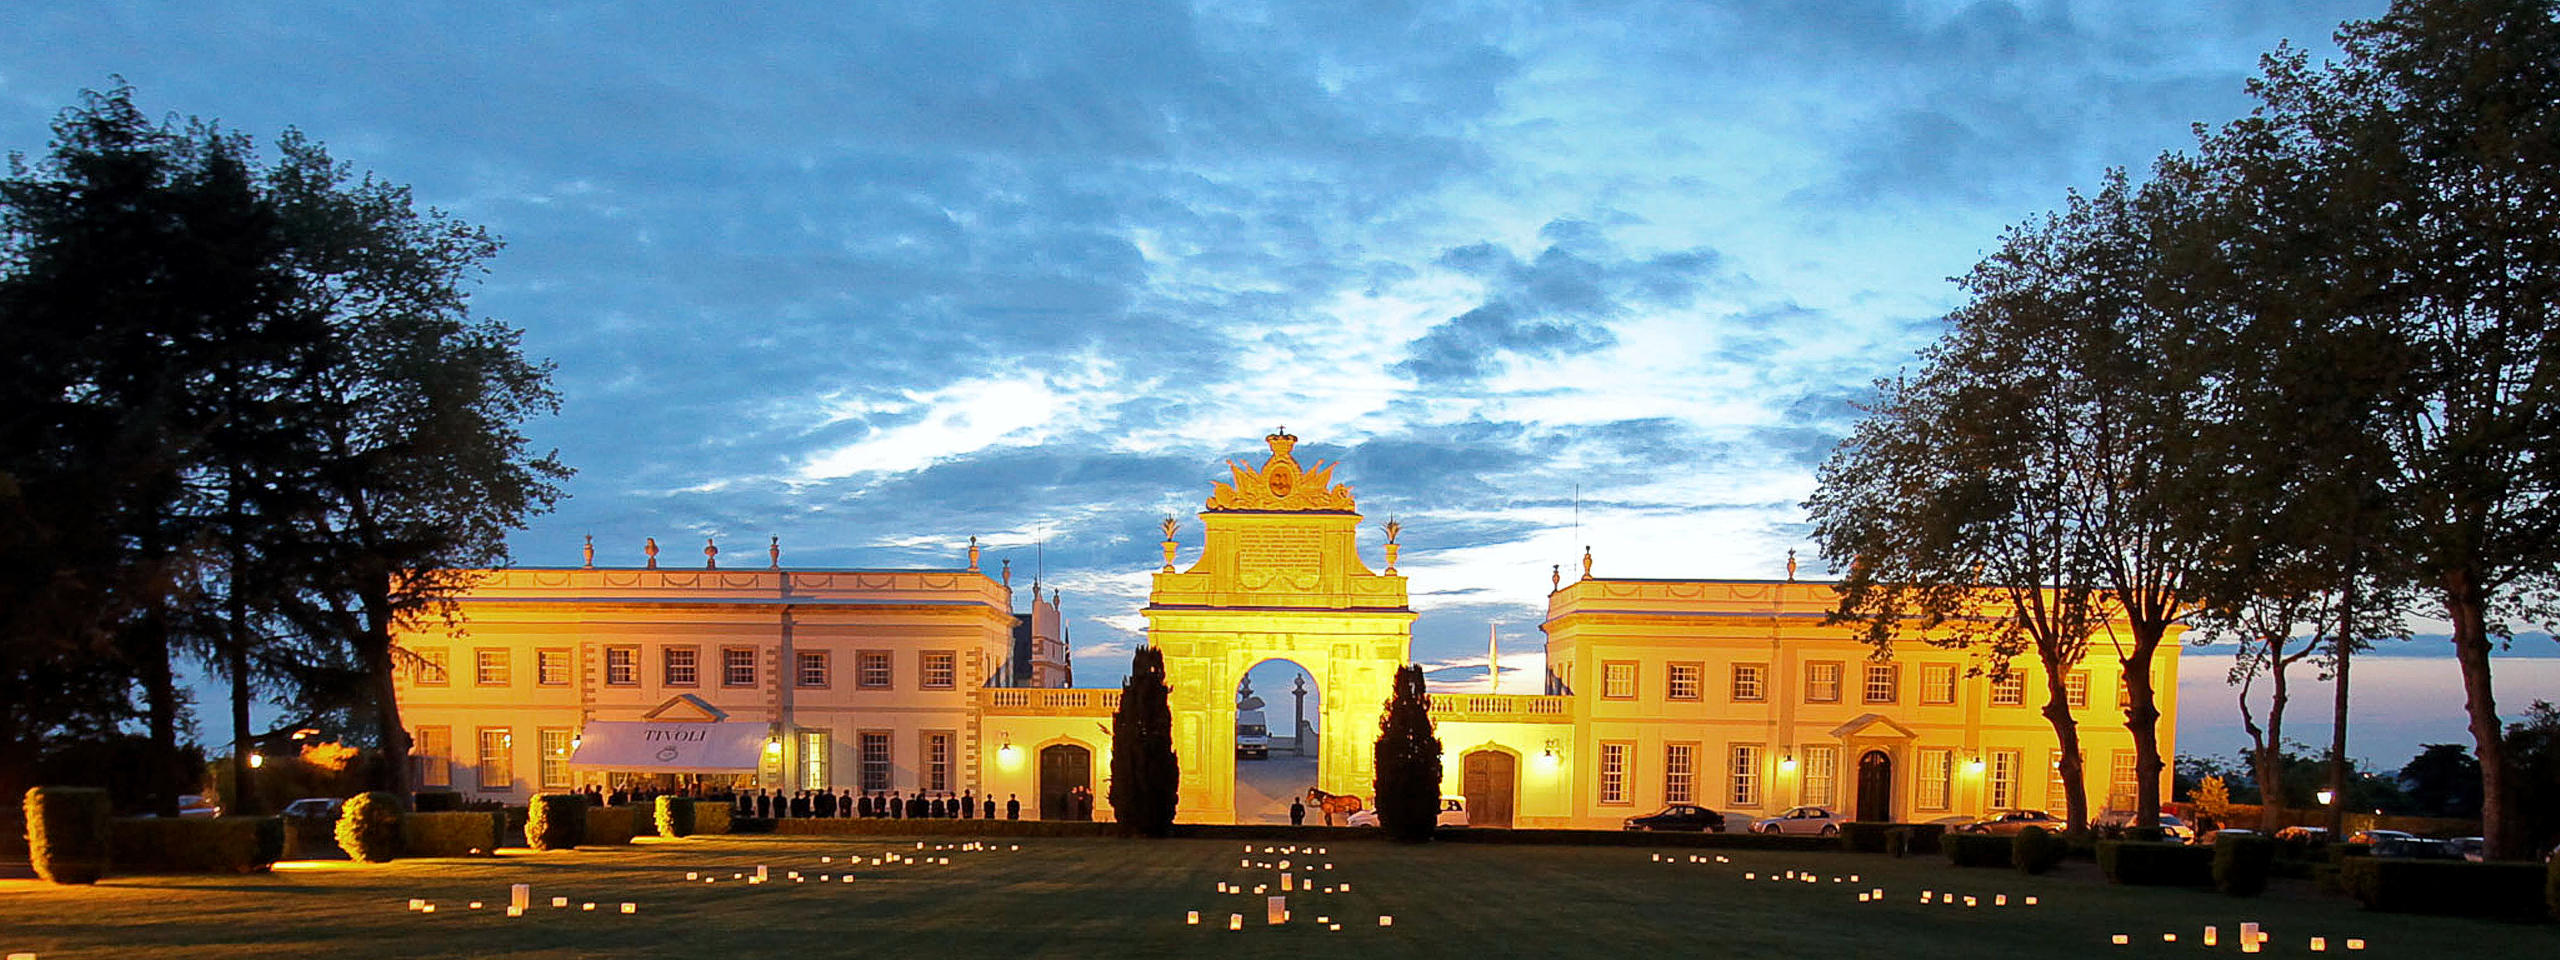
[396,431,2179,829]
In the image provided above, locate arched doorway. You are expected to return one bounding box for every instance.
[1462,749,1516,827]
[1856,750,1893,822]
[1233,658,1321,824]
[1039,743,1091,821]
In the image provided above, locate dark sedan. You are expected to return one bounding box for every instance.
[1962,810,2066,836]
[1624,804,1726,832]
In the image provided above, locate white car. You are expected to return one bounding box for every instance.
[1752,805,1846,836]
[1344,797,1468,829]
[174,794,222,818]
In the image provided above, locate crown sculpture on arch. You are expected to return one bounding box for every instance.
[1206,427,1357,512]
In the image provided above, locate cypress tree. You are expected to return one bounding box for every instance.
[1108,645,1178,837]
[1373,663,1442,843]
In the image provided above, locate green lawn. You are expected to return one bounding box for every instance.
[1,834,2551,958]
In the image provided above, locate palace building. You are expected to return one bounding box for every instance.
[391,431,2178,829]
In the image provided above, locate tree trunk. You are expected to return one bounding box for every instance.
[2120,620,2167,828]
[2257,649,2290,833]
[2325,581,2353,836]
[225,498,259,816]
[2442,571,2514,859]
[138,606,180,818]
[360,582,412,801]
[2041,668,2089,832]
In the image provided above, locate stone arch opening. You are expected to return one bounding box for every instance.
[1233,657,1322,824]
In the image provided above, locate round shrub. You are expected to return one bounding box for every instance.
[525,794,587,851]
[2213,832,2278,897]
[655,795,696,838]
[2013,825,2068,875]
[336,791,403,862]
[24,786,111,884]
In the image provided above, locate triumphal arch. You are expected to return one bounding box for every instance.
[1145,429,1413,823]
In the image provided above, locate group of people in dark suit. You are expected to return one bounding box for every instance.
[732,787,1025,821]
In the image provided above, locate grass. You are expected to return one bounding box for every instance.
[0,833,2552,958]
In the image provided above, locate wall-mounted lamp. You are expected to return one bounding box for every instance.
[764,738,782,757]
[2316,789,2335,806]
[1542,739,1558,759]
[246,752,265,769]
[1778,754,1798,773]
[571,735,582,750]
[997,733,1022,767]
[1966,756,1986,774]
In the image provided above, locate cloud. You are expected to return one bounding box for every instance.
[1394,221,1724,384]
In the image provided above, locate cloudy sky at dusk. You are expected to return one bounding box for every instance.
[7,0,2552,767]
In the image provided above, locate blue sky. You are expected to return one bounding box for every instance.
[8,1,2552,767]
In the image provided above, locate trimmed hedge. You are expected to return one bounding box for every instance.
[1943,832,2012,868]
[337,791,404,862]
[655,796,696,837]
[2012,826,2067,874]
[2213,832,2278,897]
[2547,853,2558,921]
[283,819,342,859]
[412,791,462,812]
[0,806,26,858]
[694,803,732,835]
[2340,857,2547,919]
[404,811,503,857]
[1884,824,1946,858]
[25,786,111,884]
[585,805,638,845]
[2098,840,2213,886]
[1839,821,1893,853]
[109,817,283,874]
[525,794,586,851]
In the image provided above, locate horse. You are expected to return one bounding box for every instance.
[1306,787,1363,826]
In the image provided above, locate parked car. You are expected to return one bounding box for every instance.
[2346,828,2416,845]
[1623,804,1726,832]
[2450,836,2485,863]
[1961,810,2065,836]
[174,794,222,818]
[2196,828,2256,846]
[2273,826,2331,844]
[1342,797,1470,829]
[2370,836,2464,860]
[281,797,344,824]
[2093,810,2197,843]
[1752,805,1846,836]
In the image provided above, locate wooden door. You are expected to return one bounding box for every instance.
[1039,744,1089,820]
[1462,750,1516,827]
[1856,750,1893,822]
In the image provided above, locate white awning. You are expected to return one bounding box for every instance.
[568,721,765,773]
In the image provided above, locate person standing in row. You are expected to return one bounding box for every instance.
[1006,794,1020,820]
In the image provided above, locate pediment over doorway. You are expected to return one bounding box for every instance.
[641,693,730,722]
[1829,713,1917,741]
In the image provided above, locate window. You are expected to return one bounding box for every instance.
[2118,674,2136,712]
[2049,748,2083,809]
[1990,670,2026,706]
[2110,750,2139,812]
[1731,664,1766,702]
[1917,747,1951,810]
[1863,663,1899,704]
[1988,750,2020,810]
[1666,662,1703,701]
[1598,742,1630,804]
[604,646,637,686]
[797,650,829,688]
[1802,745,1838,807]
[1921,663,1956,704]
[1729,744,1762,807]
[2066,671,2090,709]
[924,732,952,792]
[723,647,757,687]
[474,648,509,686]
[799,730,830,791]
[859,731,892,791]
[857,650,892,689]
[1664,743,1696,804]
[415,726,451,788]
[476,727,512,793]
[536,648,571,686]
[663,646,698,686]
[1804,662,1842,703]
[1602,661,1637,700]
[921,651,957,690]
[539,728,574,790]
[413,647,449,685]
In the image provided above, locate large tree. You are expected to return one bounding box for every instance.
[2233,0,2560,860]
[1108,645,1177,836]
[1372,664,1441,842]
